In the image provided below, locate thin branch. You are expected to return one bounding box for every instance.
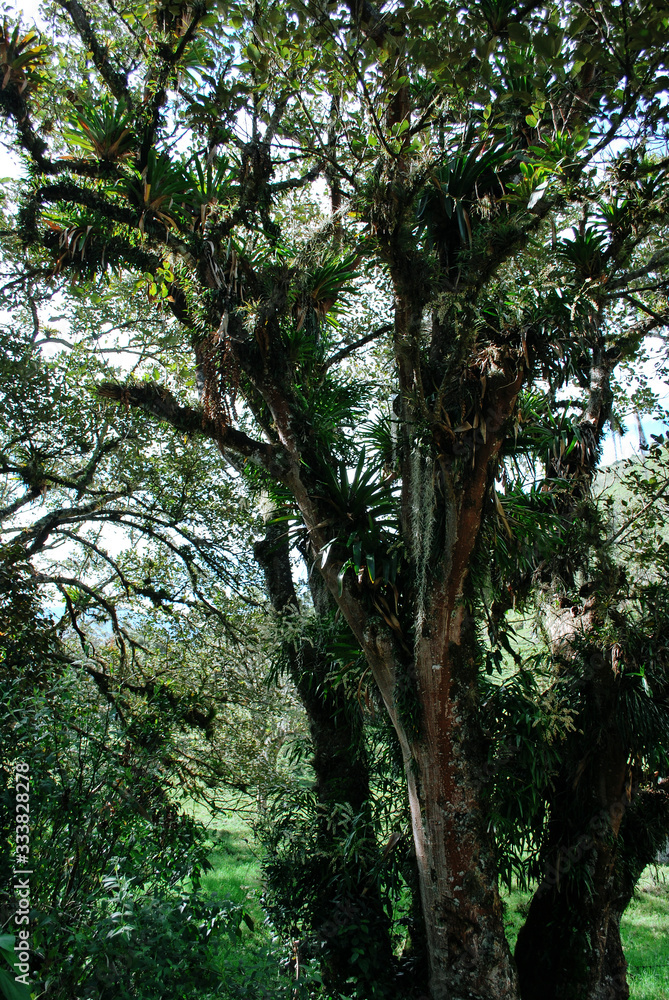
[12,494,128,553]
[27,295,40,342]
[604,476,669,549]
[0,491,36,522]
[324,323,393,370]
[270,161,324,193]
[55,0,131,101]
[43,571,129,665]
[607,250,669,291]
[622,293,669,324]
[55,529,133,593]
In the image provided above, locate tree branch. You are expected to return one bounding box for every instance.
[11,494,128,554]
[55,0,131,101]
[604,475,669,549]
[97,381,288,476]
[269,161,324,193]
[324,323,392,370]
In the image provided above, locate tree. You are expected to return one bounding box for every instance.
[3,1,669,997]
[0,267,401,994]
[0,287,301,793]
[0,549,258,1000]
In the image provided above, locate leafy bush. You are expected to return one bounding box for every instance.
[0,556,253,999]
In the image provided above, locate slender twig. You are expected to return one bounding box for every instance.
[604,476,669,549]
[324,323,392,370]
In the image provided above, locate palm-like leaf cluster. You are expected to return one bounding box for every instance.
[416,134,513,250]
[64,96,135,161]
[0,21,46,94]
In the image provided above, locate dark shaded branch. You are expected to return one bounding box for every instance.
[97,380,287,476]
[140,4,207,160]
[72,430,126,497]
[41,570,130,663]
[621,294,669,324]
[85,664,219,735]
[269,161,324,193]
[324,323,392,370]
[0,492,36,522]
[612,309,669,354]
[55,0,131,101]
[607,249,669,290]
[34,181,180,238]
[12,494,128,553]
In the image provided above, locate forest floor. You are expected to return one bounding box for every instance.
[194,799,669,1000]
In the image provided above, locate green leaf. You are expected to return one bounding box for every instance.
[0,968,31,1000]
[507,22,530,44]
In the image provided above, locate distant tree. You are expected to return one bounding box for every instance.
[0,281,399,995]
[0,551,257,1000]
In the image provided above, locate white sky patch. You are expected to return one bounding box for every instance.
[601,336,669,465]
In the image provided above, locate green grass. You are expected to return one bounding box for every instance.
[622,867,669,1000]
[184,796,317,999]
[501,887,533,951]
[186,794,265,924]
[189,795,669,998]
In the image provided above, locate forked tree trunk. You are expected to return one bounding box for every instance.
[513,602,630,1000]
[254,268,525,996]
[512,344,656,1000]
[515,782,669,1000]
[311,521,519,1000]
[353,345,524,1000]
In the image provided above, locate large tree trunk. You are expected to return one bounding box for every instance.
[339,334,524,999]
[513,601,630,1000]
[249,264,526,996]
[408,599,517,1000]
[369,286,522,1000]
[515,781,669,1000]
[513,343,659,1000]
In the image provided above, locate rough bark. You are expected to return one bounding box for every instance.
[515,782,669,1000]
[409,606,517,1000]
[354,341,525,1000]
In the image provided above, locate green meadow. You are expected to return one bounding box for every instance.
[195,799,669,999]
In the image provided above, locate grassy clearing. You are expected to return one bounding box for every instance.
[191,795,669,998]
[186,794,265,924]
[622,867,669,1000]
[184,796,315,999]
[501,887,533,952]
